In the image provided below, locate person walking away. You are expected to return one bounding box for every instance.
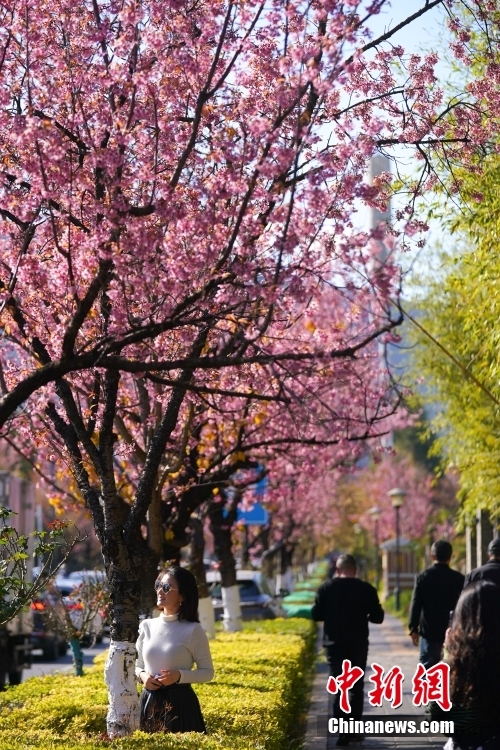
[135,566,214,733]
[463,538,500,588]
[428,580,500,749]
[312,553,384,747]
[408,540,464,669]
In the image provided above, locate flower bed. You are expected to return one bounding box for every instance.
[0,619,315,750]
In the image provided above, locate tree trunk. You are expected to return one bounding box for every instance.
[262,542,283,593]
[309,543,317,569]
[260,526,274,578]
[261,551,275,582]
[208,495,241,632]
[139,540,161,617]
[101,544,142,737]
[241,525,250,567]
[141,490,163,615]
[188,516,215,638]
[276,543,295,596]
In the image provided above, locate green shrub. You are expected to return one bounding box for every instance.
[292,580,322,591]
[283,592,315,604]
[0,619,316,750]
[281,563,325,620]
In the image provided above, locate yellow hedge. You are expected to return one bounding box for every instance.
[0,619,315,750]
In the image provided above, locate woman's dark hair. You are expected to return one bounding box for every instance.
[157,566,199,623]
[447,580,500,709]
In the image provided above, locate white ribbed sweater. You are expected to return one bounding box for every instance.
[135,613,215,684]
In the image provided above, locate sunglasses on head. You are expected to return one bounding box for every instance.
[155,581,178,594]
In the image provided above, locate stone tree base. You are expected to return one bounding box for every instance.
[221,585,242,632]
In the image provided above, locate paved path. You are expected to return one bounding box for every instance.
[304,615,446,750]
[20,639,109,683]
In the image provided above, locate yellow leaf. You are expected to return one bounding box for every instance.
[305,320,316,333]
[231,451,246,464]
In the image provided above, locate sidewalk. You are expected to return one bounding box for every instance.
[304,614,446,750]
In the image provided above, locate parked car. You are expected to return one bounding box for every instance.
[29,599,68,660]
[53,576,105,646]
[30,575,105,654]
[207,570,286,621]
[67,570,106,584]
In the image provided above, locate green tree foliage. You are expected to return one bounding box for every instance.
[0,508,81,625]
[410,155,500,523]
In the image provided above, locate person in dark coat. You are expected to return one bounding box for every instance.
[428,581,500,750]
[408,540,464,669]
[463,538,500,589]
[312,553,384,746]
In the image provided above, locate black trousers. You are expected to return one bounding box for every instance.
[326,644,368,720]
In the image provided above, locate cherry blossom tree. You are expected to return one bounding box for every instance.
[356,454,435,542]
[12,349,404,632]
[0,0,497,736]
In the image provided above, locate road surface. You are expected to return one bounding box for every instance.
[18,638,109,683]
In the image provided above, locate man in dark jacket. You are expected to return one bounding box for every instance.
[408,540,464,669]
[464,537,500,588]
[312,553,384,745]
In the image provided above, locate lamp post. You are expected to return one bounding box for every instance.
[369,506,381,589]
[388,488,407,611]
[353,523,364,578]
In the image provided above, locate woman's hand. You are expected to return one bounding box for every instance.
[444,626,452,648]
[157,669,181,686]
[141,671,163,690]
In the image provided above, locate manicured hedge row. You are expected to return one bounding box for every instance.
[282,560,328,619]
[0,618,316,750]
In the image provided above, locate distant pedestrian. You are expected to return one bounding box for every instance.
[428,580,500,750]
[326,553,339,580]
[408,540,464,669]
[463,538,500,588]
[312,553,384,747]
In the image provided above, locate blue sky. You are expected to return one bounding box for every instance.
[366,2,457,279]
[369,1,447,55]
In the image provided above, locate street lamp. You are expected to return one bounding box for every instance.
[353,524,364,577]
[388,488,407,611]
[369,506,381,589]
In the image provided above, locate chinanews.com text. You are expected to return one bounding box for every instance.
[317,716,453,737]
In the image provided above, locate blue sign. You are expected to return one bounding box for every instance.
[254,473,268,497]
[237,502,269,526]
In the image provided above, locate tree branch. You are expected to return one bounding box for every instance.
[124,329,209,543]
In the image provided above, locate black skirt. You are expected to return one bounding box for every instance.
[139,683,206,733]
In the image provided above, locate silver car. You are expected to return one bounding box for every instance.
[207,570,286,620]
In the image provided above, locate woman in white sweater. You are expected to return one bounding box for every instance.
[135,566,214,733]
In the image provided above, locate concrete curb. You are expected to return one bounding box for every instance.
[303,627,328,750]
